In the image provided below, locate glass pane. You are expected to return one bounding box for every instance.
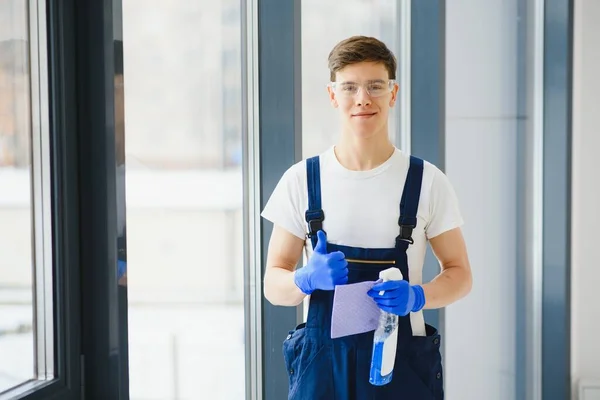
[0,0,35,393]
[301,0,400,157]
[443,1,532,399]
[122,1,245,399]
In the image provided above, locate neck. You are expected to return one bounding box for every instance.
[335,129,395,171]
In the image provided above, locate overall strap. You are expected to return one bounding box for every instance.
[305,156,324,249]
[396,156,424,249]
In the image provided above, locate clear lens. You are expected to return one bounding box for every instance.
[331,80,395,98]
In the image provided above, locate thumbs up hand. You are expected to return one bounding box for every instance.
[294,230,349,295]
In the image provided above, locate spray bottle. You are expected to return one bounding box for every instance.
[369,267,403,386]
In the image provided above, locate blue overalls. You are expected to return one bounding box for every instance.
[282,155,444,400]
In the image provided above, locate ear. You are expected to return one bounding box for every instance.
[327,84,339,108]
[389,82,399,107]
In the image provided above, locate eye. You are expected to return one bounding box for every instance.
[341,84,356,92]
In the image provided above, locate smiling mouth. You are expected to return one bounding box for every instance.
[352,112,377,117]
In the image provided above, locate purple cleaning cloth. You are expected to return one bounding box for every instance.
[330,280,382,339]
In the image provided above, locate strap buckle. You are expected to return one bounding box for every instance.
[396,223,415,245]
[305,210,324,238]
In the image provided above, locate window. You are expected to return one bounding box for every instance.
[0,0,53,396]
[122,0,245,398]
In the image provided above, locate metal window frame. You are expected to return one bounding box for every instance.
[410,0,446,336]
[0,0,58,397]
[398,0,412,153]
[29,0,55,384]
[73,0,129,397]
[8,0,130,398]
[242,1,303,399]
[0,1,57,397]
[541,1,573,399]
[516,0,546,399]
[241,0,263,398]
[1,0,84,398]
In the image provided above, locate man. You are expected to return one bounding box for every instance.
[261,36,472,400]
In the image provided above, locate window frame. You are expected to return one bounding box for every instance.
[242,1,303,399]
[0,0,82,397]
[3,0,129,398]
[0,0,572,398]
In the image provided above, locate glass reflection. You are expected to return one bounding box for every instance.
[122,1,245,398]
[0,0,35,393]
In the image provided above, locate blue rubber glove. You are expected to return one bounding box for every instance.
[294,230,348,294]
[367,280,426,316]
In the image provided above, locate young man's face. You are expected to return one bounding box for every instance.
[328,61,398,140]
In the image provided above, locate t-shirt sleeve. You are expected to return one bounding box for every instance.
[425,166,465,239]
[261,166,307,240]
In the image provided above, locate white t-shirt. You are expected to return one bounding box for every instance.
[261,146,464,336]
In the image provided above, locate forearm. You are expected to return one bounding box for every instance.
[421,264,472,309]
[264,267,307,306]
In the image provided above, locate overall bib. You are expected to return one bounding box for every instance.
[282,155,444,400]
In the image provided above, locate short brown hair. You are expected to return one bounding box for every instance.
[327,36,397,81]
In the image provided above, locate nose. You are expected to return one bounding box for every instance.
[354,87,372,106]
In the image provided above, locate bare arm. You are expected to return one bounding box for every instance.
[263,225,307,306]
[422,227,472,309]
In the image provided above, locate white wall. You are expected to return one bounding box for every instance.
[444,1,519,399]
[571,0,600,398]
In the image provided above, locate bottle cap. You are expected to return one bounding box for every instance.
[378,267,403,296]
[379,267,403,282]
